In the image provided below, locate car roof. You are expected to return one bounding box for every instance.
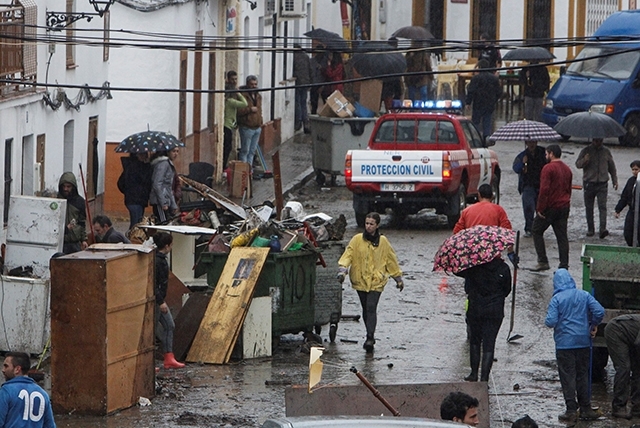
[261,415,471,428]
[379,112,468,121]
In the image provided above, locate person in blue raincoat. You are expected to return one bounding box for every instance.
[545,269,605,424]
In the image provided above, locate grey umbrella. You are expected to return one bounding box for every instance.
[553,111,627,139]
[304,28,348,51]
[351,41,407,76]
[502,47,555,62]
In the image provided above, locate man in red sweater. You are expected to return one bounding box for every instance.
[532,144,572,271]
[453,184,512,234]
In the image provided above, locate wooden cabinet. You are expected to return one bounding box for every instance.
[50,249,155,415]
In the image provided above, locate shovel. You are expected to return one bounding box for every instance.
[350,366,400,416]
[507,231,523,342]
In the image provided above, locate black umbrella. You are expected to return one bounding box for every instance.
[390,25,434,42]
[502,46,555,62]
[304,28,348,51]
[351,51,406,77]
[553,111,627,139]
[115,131,185,153]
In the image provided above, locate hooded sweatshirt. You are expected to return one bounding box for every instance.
[57,172,87,245]
[545,269,605,350]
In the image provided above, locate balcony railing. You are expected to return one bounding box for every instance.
[0,3,36,97]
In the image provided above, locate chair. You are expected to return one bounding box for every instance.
[436,64,459,99]
[187,162,214,187]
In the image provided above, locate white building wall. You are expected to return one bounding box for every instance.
[0,0,109,214]
[106,1,214,144]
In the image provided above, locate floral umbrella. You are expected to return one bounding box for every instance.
[115,131,185,154]
[433,225,516,275]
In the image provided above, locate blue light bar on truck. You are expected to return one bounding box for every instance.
[390,99,463,111]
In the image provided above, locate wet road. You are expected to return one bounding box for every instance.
[53,128,640,427]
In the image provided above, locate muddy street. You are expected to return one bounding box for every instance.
[53,133,640,428]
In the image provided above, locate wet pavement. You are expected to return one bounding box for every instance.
[46,105,640,427]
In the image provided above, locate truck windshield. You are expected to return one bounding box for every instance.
[567,46,640,80]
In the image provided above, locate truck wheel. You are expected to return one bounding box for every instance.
[353,195,369,227]
[315,171,326,186]
[447,184,467,229]
[329,324,338,343]
[620,114,640,146]
[491,177,500,205]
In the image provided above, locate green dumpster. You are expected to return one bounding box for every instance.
[199,249,318,337]
[580,243,640,379]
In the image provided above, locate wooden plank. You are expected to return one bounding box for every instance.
[187,247,269,364]
[166,271,191,318]
[173,293,211,361]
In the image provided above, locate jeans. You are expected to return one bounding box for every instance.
[556,347,591,412]
[521,185,538,233]
[524,96,544,121]
[223,126,234,169]
[295,87,309,127]
[583,182,608,233]
[239,127,261,167]
[472,108,494,139]
[156,305,176,353]
[126,204,145,230]
[532,206,570,268]
[605,317,640,410]
[408,85,429,102]
[357,290,382,339]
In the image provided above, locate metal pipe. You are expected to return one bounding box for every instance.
[350,366,400,416]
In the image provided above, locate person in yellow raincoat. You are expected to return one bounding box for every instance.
[337,212,404,353]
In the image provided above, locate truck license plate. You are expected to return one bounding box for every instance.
[381,183,415,192]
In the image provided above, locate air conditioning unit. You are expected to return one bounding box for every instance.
[279,0,306,18]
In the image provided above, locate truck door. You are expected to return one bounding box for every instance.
[461,122,492,191]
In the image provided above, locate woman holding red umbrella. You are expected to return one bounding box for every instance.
[461,256,511,382]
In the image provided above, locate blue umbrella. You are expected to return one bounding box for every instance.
[115,131,185,153]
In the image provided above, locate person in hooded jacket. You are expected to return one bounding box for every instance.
[150,151,178,223]
[57,172,88,254]
[117,152,152,230]
[545,269,605,423]
[461,256,511,382]
[337,212,404,353]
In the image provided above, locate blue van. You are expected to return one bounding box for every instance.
[542,9,640,146]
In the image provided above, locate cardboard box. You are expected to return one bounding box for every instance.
[358,79,383,114]
[318,90,356,118]
[229,161,251,198]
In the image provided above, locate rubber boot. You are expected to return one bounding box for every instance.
[464,344,481,381]
[480,352,494,382]
[163,352,185,369]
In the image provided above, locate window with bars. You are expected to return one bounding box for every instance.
[471,0,498,57]
[0,0,37,97]
[525,0,552,48]
[586,0,619,35]
[265,0,276,15]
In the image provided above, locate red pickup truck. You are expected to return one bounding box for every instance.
[345,110,501,228]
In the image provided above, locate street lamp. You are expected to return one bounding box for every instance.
[46,0,115,31]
